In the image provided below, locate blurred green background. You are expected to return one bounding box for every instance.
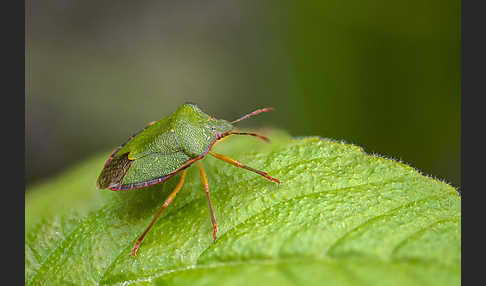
[25,0,460,189]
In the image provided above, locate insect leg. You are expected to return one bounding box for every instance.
[197,161,218,241]
[208,151,280,184]
[131,169,188,256]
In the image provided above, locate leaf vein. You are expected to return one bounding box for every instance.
[326,193,448,256]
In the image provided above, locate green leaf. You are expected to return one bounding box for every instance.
[25,130,460,286]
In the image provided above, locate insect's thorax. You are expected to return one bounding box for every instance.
[168,104,233,158]
[170,120,213,158]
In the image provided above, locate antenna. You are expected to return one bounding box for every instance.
[231,107,275,124]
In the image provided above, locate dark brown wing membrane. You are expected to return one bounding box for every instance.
[96,153,133,189]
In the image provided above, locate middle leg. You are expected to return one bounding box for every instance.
[197,161,218,241]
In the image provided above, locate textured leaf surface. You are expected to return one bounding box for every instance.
[25,130,460,286]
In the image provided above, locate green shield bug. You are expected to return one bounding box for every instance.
[96,103,280,256]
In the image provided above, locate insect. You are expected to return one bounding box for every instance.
[96,103,280,256]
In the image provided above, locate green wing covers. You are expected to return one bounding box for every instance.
[96,118,191,189]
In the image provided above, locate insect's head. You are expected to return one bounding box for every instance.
[207,118,233,139]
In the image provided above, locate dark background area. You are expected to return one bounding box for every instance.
[25,0,460,189]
